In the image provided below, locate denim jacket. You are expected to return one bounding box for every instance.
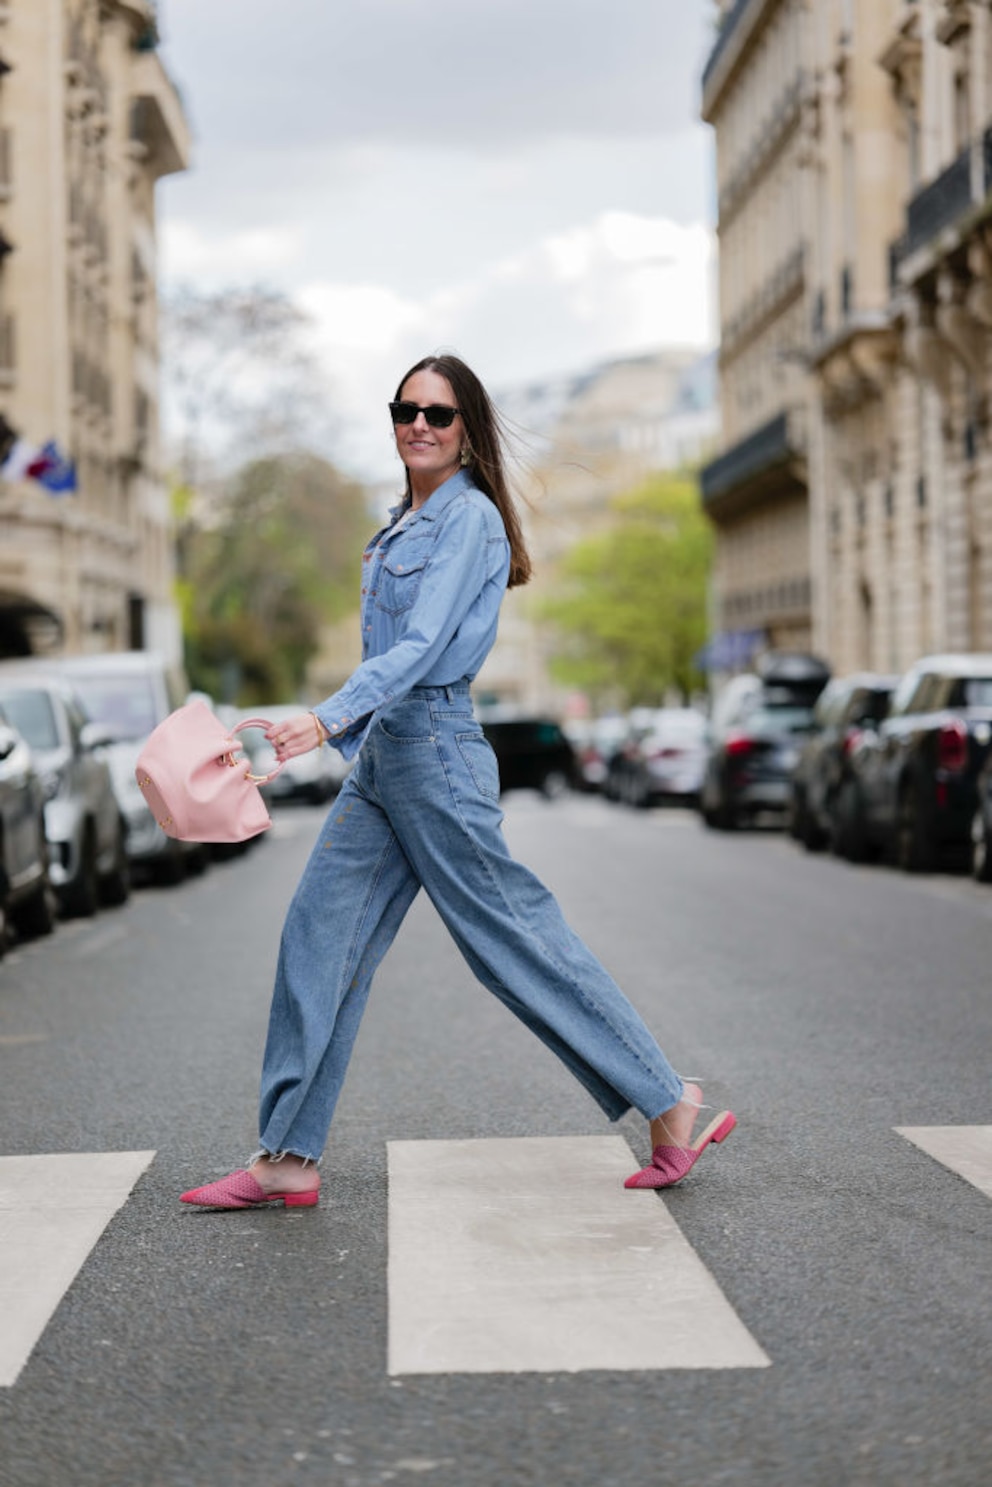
[312,468,511,759]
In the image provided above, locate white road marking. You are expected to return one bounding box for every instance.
[387,1135,770,1375]
[896,1126,992,1199]
[0,1150,155,1387]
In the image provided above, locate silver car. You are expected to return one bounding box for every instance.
[0,716,56,951]
[0,670,129,916]
[46,651,208,884]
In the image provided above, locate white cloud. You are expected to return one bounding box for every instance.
[291,213,716,482]
[161,220,303,281]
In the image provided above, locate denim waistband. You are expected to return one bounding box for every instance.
[407,679,471,700]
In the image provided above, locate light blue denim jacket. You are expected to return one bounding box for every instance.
[312,468,511,759]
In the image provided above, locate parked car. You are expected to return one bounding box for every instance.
[604,708,709,807]
[700,653,830,830]
[971,753,992,883]
[0,717,55,952]
[480,717,578,798]
[843,653,992,871]
[788,672,897,853]
[236,704,351,806]
[0,669,129,915]
[44,652,207,883]
[564,715,628,792]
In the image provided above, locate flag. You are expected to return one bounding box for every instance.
[31,440,77,494]
[1,437,40,482]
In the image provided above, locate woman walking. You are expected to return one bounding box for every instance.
[180,354,735,1210]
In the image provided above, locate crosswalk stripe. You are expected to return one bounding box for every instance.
[0,1150,155,1388]
[896,1126,992,1199]
[387,1135,770,1375]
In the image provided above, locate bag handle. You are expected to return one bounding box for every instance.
[229,717,285,785]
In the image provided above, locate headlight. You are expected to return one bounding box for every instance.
[39,769,63,802]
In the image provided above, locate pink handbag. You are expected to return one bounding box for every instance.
[134,699,283,844]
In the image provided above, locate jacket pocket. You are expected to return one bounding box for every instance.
[376,545,431,615]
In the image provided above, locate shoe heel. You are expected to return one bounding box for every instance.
[283,1190,319,1208]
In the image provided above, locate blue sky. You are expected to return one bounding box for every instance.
[156,0,718,479]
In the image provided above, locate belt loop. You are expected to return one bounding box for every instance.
[445,684,454,702]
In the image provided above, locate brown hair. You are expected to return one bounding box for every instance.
[395,354,532,588]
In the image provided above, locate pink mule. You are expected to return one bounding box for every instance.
[180,1169,320,1209]
[624,1110,737,1189]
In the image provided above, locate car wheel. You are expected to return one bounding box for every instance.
[153,840,186,886]
[706,800,737,830]
[99,818,131,907]
[15,878,57,939]
[971,809,992,883]
[0,858,9,958]
[61,825,100,918]
[895,783,933,873]
[829,780,865,861]
[540,769,571,801]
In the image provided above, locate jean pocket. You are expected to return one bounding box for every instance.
[456,732,501,799]
[377,699,434,742]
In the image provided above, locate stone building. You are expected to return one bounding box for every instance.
[482,349,719,711]
[0,0,188,660]
[701,0,992,676]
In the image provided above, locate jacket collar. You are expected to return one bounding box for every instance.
[387,468,474,529]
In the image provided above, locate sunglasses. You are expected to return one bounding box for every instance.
[389,401,460,429]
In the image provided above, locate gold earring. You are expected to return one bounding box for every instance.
[460,446,471,467]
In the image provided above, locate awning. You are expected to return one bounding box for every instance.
[694,628,765,673]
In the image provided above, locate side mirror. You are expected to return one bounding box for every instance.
[81,721,118,751]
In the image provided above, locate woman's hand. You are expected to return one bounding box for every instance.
[266,712,327,761]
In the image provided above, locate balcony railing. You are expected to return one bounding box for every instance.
[889,124,992,283]
[700,409,803,509]
[904,147,971,258]
[702,0,756,92]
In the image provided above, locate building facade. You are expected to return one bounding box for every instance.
[0,0,188,660]
[480,349,719,712]
[701,0,992,677]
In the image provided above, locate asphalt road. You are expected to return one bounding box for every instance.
[0,792,990,1487]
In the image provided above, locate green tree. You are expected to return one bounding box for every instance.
[161,285,370,705]
[181,452,369,705]
[540,471,712,706]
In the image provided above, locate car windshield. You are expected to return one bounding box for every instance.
[0,689,60,750]
[67,674,159,740]
[649,715,706,744]
[963,678,992,707]
[743,705,815,737]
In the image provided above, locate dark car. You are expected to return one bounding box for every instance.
[0,670,130,915]
[0,718,55,952]
[788,672,897,853]
[971,753,992,883]
[700,653,830,830]
[844,653,992,871]
[480,718,578,799]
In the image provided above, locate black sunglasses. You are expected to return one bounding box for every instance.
[389,401,460,429]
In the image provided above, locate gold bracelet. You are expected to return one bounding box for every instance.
[311,712,326,749]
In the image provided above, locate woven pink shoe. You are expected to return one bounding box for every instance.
[624,1110,737,1189]
[180,1169,320,1209]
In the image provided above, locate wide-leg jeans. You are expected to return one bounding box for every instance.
[257,682,684,1161]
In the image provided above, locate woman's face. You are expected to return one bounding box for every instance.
[394,368,463,495]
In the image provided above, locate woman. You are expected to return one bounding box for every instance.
[180,355,735,1210]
